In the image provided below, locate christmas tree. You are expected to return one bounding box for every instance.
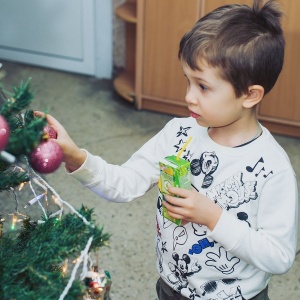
[0,78,111,300]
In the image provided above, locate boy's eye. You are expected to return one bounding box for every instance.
[199,84,207,91]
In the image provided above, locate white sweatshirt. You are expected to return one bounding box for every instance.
[70,117,298,300]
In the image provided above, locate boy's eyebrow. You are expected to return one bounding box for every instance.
[191,75,211,85]
[183,74,210,84]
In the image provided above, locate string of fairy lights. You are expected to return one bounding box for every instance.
[0,156,102,299]
[0,69,111,299]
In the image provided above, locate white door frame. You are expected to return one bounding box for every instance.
[95,0,113,79]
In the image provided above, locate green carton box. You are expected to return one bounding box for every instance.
[159,155,191,225]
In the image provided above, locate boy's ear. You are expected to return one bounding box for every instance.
[242,85,264,108]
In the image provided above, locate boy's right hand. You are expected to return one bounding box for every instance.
[34,111,87,172]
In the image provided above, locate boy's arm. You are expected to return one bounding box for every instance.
[35,111,176,203]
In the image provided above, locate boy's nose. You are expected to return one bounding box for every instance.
[185,88,198,105]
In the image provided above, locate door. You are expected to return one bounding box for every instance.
[0,0,111,77]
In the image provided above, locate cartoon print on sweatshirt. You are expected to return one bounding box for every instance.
[205,246,240,275]
[190,151,219,188]
[237,212,251,227]
[167,252,202,293]
[192,223,207,236]
[157,195,163,216]
[182,149,193,161]
[173,226,188,250]
[206,171,257,210]
[217,285,246,300]
[156,220,169,273]
[157,195,173,229]
[201,278,238,296]
[174,139,187,153]
[174,138,193,161]
[176,126,192,137]
[174,126,193,160]
[201,279,246,300]
[189,237,215,255]
[187,287,202,299]
[156,237,163,273]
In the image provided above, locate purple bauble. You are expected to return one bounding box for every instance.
[43,124,57,139]
[30,140,63,174]
[0,115,10,151]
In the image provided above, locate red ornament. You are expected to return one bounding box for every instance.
[0,115,10,151]
[30,140,63,174]
[89,281,101,289]
[43,124,57,139]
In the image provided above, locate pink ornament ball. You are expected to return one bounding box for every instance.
[0,115,10,151]
[30,140,63,174]
[43,124,57,139]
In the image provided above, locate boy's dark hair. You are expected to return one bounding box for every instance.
[178,0,285,97]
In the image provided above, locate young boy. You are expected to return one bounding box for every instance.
[37,0,298,299]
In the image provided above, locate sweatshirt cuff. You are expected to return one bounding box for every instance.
[65,150,103,186]
[208,209,247,251]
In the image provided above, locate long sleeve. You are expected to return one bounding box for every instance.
[210,169,298,274]
[68,119,176,202]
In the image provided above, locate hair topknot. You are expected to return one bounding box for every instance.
[252,0,283,34]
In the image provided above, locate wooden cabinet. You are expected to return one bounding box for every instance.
[140,0,200,116]
[114,0,200,116]
[257,0,300,138]
[114,0,300,138]
[114,0,137,103]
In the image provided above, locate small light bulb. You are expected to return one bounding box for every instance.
[61,259,68,276]
[72,257,80,264]
[18,182,26,191]
[11,215,18,230]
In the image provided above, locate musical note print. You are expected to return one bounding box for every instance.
[246,157,273,178]
[246,157,264,172]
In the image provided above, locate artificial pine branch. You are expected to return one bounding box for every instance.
[0,80,46,187]
[0,167,29,190]
[0,78,46,157]
[0,206,110,300]
[0,78,34,119]
[5,110,46,156]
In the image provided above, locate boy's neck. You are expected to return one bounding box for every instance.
[208,119,261,148]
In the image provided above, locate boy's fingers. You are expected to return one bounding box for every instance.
[34,110,45,117]
[163,198,185,219]
[164,194,182,206]
[167,186,190,197]
[34,112,64,132]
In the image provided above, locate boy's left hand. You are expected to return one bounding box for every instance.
[163,186,222,230]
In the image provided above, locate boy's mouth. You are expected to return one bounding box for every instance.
[189,111,200,119]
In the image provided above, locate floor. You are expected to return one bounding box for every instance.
[1,61,299,300]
